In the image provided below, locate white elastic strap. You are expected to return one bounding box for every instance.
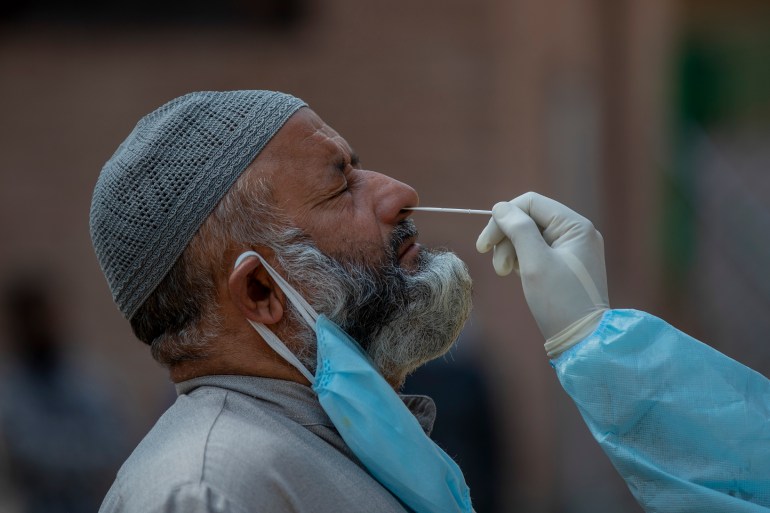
[247,319,316,384]
[235,251,319,329]
[234,251,317,384]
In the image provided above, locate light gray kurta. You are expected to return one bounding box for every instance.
[100,375,438,512]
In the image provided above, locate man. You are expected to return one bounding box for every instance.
[477,193,770,512]
[90,91,474,512]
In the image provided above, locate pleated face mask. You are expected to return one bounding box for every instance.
[234,251,473,513]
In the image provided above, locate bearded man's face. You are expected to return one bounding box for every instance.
[251,108,472,387]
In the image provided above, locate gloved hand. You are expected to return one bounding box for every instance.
[476,192,610,357]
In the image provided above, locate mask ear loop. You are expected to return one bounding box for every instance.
[234,251,317,385]
[235,251,318,329]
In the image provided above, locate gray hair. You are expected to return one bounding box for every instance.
[130,168,285,366]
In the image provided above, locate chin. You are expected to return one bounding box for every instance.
[370,250,473,387]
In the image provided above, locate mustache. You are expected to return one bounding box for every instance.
[388,219,419,262]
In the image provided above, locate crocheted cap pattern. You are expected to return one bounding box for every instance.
[90,90,306,320]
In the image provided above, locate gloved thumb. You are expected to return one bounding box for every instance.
[491,202,550,272]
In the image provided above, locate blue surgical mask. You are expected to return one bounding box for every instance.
[234,251,473,513]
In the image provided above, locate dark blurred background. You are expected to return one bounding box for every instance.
[1,0,768,511]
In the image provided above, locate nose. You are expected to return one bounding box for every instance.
[367,170,419,225]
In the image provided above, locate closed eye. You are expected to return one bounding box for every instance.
[333,162,349,194]
[336,151,360,172]
[332,150,359,194]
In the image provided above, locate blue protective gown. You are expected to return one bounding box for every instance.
[552,309,770,512]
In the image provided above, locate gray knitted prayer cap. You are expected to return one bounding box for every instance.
[90,90,306,320]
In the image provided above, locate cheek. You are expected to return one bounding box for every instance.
[311,214,390,266]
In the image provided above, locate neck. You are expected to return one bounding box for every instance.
[168,332,310,385]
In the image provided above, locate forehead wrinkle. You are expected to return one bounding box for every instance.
[301,130,354,166]
[296,114,353,160]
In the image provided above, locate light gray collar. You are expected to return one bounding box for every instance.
[175,374,437,435]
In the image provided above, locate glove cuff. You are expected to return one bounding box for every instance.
[545,309,608,358]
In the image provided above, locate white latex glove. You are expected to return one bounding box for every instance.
[476,192,610,357]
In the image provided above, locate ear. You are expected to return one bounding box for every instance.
[228,253,284,325]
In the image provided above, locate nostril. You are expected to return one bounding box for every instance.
[371,171,419,224]
[398,205,417,222]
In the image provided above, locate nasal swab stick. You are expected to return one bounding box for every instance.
[405,207,492,215]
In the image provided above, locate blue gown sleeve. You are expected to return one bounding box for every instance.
[552,309,770,513]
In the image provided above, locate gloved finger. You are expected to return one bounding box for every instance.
[492,202,550,267]
[492,238,518,276]
[511,192,591,245]
[476,213,507,253]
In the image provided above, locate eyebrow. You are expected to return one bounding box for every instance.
[349,150,361,168]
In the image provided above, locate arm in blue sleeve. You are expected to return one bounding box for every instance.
[552,309,770,513]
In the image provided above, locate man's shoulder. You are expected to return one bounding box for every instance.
[102,384,407,512]
[113,385,315,484]
[102,387,238,509]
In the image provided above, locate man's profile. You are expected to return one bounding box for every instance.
[90,90,474,512]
